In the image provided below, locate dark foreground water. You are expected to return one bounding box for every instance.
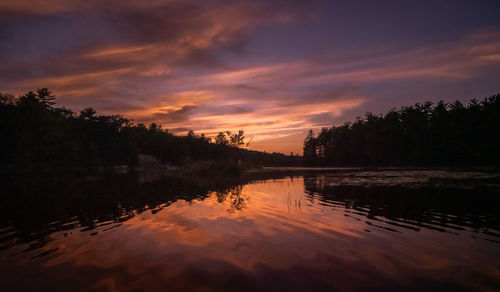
[1,169,500,291]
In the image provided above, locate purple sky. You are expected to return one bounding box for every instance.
[1,0,499,154]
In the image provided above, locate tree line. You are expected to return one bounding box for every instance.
[303,94,500,166]
[0,89,300,170]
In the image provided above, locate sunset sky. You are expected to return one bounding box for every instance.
[1,0,499,154]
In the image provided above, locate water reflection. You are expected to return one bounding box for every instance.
[303,174,500,238]
[1,169,499,291]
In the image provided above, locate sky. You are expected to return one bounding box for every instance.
[1,0,499,154]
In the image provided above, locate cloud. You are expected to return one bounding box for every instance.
[307,113,336,124]
[232,84,268,93]
[153,105,198,123]
[0,1,498,154]
[281,88,357,106]
[0,0,313,87]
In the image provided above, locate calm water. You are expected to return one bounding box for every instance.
[1,169,500,291]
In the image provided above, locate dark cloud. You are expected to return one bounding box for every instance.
[0,0,316,104]
[233,84,268,93]
[281,88,356,107]
[307,112,335,124]
[199,104,255,116]
[171,48,223,68]
[236,121,276,128]
[0,0,314,66]
[168,127,193,134]
[153,105,197,123]
[91,100,144,112]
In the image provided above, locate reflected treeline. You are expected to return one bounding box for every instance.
[0,171,291,252]
[3,170,500,253]
[304,95,500,166]
[216,185,246,213]
[303,175,500,237]
[0,89,300,170]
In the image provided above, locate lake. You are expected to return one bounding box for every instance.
[1,168,499,291]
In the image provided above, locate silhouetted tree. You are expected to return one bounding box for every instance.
[36,88,56,109]
[215,132,229,145]
[304,95,500,166]
[79,107,97,120]
[0,89,302,169]
[227,130,245,148]
[303,130,318,165]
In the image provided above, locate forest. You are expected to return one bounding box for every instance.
[304,94,500,166]
[0,89,300,171]
[3,88,499,170]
